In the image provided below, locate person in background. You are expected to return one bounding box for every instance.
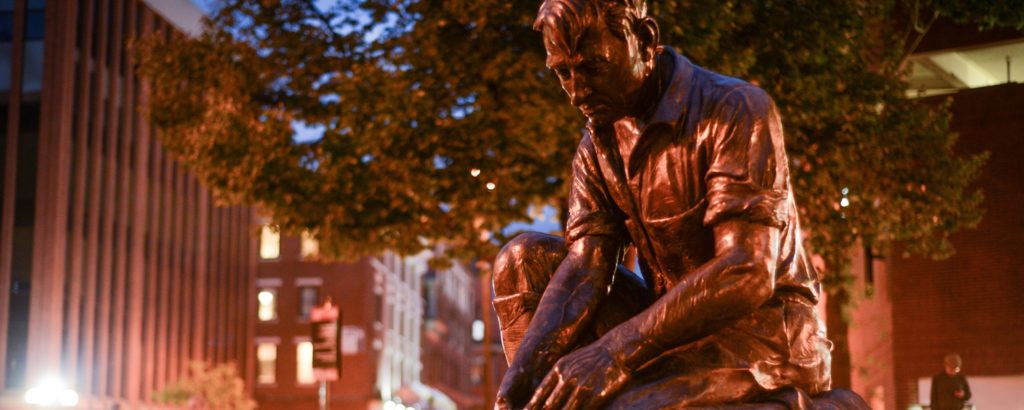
[931,353,972,410]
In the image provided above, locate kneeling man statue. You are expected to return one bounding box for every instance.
[492,0,869,408]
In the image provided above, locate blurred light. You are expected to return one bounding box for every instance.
[472,320,484,342]
[258,289,276,321]
[486,182,496,191]
[259,224,280,259]
[841,187,849,195]
[383,401,397,410]
[24,377,78,407]
[840,198,850,208]
[58,389,79,407]
[296,341,315,384]
[470,168,481,177]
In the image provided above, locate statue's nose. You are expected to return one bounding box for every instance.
[568,75,591,106]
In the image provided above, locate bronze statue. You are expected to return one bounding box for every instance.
[492,0,869,408]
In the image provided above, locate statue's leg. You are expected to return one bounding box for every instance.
[491,232,652,364]
[492,232,566,364]
[607,364,766,409]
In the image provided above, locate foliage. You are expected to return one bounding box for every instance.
[134,0,1020,282]
[152,361,256,410]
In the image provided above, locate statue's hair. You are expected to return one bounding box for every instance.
[533,0,648,51]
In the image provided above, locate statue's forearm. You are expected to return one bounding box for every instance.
[604,220,778,370]
[511,236,620,375]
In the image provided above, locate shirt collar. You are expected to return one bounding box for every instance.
[584,46,694,137]
[646,46,693,129]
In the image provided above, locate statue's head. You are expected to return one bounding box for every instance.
[534,0,660,126]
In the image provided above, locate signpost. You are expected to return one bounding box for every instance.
[310,299,342,410]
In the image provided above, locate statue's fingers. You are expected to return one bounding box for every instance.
[562,386,589,410]
[543,380,573,410]
[525,374,557,410]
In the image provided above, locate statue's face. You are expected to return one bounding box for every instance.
[544,20,650,126]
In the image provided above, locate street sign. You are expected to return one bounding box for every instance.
[310,301,342,382]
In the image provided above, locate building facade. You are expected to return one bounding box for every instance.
[254,230,465,410]
[845,20,1024,410]
[422,259,480,409]
[0,0,258,407]
[253,228,511,410]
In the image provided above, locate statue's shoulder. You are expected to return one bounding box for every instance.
[693,66,775,118]
[572,128,601,163]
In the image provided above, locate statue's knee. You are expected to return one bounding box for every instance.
[493,232,563,297]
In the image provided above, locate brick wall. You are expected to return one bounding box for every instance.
[889,83,1024,409]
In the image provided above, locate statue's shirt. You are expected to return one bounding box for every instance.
[565,47,821,305]
[564,48,831,394]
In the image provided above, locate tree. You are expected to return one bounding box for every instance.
[152,361,256,410]
[135,0,1022,386]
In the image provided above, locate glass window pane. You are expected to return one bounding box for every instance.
[256,343,277,385]
[296,341,315,384]
[257,288,277,321]
[300,230,319,259]
[259,225,280,259]
[298,286,319,319]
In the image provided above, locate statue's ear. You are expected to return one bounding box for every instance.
[637,17,659,61]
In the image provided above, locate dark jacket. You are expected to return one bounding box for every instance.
[931,372,971,410]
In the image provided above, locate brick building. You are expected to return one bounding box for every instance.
[0,0,259,408]
[846,21,1024,410]
[253,229,493,409]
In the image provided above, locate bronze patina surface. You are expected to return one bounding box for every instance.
[492,1,869,408]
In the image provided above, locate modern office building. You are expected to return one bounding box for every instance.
[0,0,259,408]
[845,20,1024,410]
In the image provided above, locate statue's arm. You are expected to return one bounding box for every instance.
[523,220,778,410]
[497,234,620,407]
[602,218,779,369]
[598,86,791,369]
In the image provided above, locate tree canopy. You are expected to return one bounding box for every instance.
[135,0,1020,275]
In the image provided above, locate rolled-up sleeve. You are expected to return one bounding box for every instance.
[565,133,627,248]
[703,87,790,228]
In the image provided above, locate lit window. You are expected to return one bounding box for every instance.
[258,289,277,321]
[300,230,319,259]
[472,319,484,342]
[256,343,277,385]
[260,224,280,260]
[296,341,315,384]
[298,286,320,320]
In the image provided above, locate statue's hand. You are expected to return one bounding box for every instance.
[524,342,629,410]
[495,361,537,410]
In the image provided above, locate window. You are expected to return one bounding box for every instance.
[472,320,484,342]
[296,341,315,384]
[257,288,277,322]
[300,230,319,259]
[259,224,280,260]
[298,286,319,320]
[256,343,277,385]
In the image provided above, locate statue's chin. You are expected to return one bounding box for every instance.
[585,111,621,127]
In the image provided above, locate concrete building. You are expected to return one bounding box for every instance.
[0,0,258,408]
[846,20,1024,410]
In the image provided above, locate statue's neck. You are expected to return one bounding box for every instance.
[633,51,675,124]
